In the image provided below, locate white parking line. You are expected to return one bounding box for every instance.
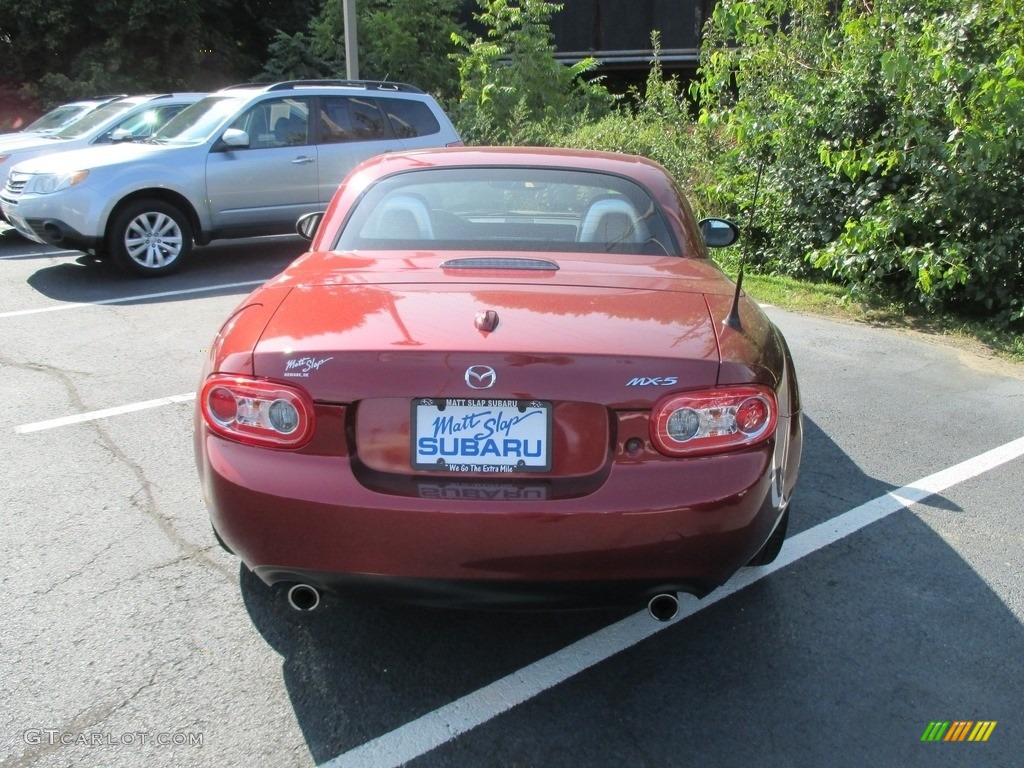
[0,248,80,260]
[0,280,265,319]
[320,434,1024,768]
[14,393,196,434]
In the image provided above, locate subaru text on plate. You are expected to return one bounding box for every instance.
[194,147,802,619]
[0,80,461,276]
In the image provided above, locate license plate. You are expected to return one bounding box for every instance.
[412,398,552,472]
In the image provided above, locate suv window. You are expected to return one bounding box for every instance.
[319,97,389,144]
[229,97,310,149]
[383,99,441,139]
[53,101,139,140]
[97,104,190,143]
[155,96,248,144]
[24,105,90,133]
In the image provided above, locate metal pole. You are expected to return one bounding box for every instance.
[343,0,359,80]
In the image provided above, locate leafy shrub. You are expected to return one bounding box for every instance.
[694,0,1024,326]
[559,43,680,161]
[450,0,613,145]
[303,0,465,99]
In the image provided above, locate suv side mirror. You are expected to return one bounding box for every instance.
[698,218,740,248]
[296,211,324,241]
[220,128,250,149]
[110,128,134,143]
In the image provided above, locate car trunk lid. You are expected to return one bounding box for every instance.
[252,251,723,405]
[251,252,723,481]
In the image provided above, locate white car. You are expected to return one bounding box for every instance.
[3,95,126,138]
[1,80,462,276]
[0,93,204,191]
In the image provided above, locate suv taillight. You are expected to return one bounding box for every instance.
[200,375,314,449]
[650,386,777,457]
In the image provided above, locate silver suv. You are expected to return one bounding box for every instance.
[1,80,462,276]
[0,93,205,191]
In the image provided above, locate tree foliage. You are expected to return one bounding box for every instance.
[693,0,1024,326]
[259,31,332,83]
[557,34,712,206]
[449,0,613,144]
[0,0,317,103]
[260,0,465,99]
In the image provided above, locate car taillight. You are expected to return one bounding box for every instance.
[200,375,314,449]
[650,386,777,457]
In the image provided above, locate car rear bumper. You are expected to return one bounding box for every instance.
[199,426,792,605]
[252,569,716,609]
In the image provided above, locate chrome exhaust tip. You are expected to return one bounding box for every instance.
[286,583,321,612]
[647,593,679,622]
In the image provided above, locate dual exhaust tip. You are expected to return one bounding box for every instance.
[284,583,679,621]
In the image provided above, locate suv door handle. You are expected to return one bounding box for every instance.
[291,156,315,165]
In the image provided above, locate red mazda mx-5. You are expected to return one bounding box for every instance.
[194,147,802,619]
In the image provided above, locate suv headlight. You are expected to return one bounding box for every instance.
[24,170,90,195]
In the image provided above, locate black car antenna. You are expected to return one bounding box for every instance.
[723,159,765,332]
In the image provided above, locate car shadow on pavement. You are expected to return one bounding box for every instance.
[240,563,634,763]
[0,227,68,258]
[239,416,1021,767]
[20,236,306,306]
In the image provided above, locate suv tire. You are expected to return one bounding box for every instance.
[109,200,192,276]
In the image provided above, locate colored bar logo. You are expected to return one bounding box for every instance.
[921,721,997,742]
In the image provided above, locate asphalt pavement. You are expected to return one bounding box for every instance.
[1,225,1021,768]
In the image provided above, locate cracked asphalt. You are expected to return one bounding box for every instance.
[1,225,1021,768]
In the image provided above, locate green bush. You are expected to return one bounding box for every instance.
[694,0,1024,326]
[450,0,613,145]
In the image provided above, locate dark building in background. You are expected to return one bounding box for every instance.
[548,0,713,73]
[457,0,715,90]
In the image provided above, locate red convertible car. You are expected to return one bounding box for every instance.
[195,147,802,619]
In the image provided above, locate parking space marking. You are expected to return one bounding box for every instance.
[0,248,80,260]
[15,393,196,434]
[321,434,1024,768]
[0,280,265,319]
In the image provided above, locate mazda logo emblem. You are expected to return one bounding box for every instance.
[465,365,497,389]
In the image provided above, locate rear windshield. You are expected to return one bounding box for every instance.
[336,167,675,256]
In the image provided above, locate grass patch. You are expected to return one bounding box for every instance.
[717,265,1024,365]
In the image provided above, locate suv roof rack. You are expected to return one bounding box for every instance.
[222,80,424,94]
